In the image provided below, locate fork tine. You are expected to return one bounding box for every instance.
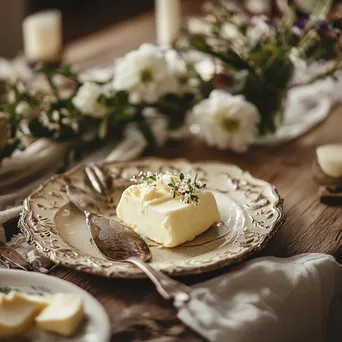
[92,165,111,192]
[85,165,104,195]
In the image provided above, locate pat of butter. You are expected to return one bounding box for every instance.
[35,293,84,336]
[317,144,342,178]
[0,291,47,337]
[117,183,220,247]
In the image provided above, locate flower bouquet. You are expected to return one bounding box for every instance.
[0,0,341,164]
[0,45,202,165]
[179,0,342,151]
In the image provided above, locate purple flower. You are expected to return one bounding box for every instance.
[292,20,306,37]
[296,10,309,20]
[262,17,279,30]
[294,20,306,31]
[316,20,330,32]
[263,18,272,26]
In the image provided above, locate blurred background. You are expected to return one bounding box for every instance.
[0,0,153,58]
[1,0,341,58]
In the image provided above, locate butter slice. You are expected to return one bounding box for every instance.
[117,183,220,247]
[35,293,84,336]
[317,144,342,178]
[0,291,46,337]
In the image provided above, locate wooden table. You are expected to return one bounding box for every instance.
[53,9,342,342]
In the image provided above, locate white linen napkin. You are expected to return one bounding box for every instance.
[177,253,342,342]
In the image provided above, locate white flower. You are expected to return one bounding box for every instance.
[246,16,274,48]
[189,90,260,153]
[221,23,248,55]
[15,101,32,117]
[187,18,212,36]
[113,44,177,104]
[165,50,200,94]
[221,23,242,41]
[72,82,108,118]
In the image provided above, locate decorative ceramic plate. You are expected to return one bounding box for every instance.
[0,269,111,342]
[20,158,285,278]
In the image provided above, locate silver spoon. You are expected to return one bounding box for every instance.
[86,212,191,303]
[66,182,192,305]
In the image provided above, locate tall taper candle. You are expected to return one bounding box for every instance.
[155,0,181,47]
[23,10,62,64]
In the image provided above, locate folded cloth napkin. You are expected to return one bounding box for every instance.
[177,253,342,342]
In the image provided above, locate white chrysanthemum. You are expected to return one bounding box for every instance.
[113,44,177,104]
[72,82,108,118]
[165,50,200,94]
[189,90,260,153]
[247,16,274,48]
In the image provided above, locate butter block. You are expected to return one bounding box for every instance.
[117,181,220,247]
[0,291,45,337]
[316,144,342,178]
[35,293,84,336]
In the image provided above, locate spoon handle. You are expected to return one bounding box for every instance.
[128,257,192,306]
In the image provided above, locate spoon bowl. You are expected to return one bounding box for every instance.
[86,212,151,262]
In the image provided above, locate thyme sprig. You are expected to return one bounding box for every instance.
[132,171,207,204]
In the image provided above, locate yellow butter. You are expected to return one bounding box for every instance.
[117,182,220,247]
[35,293,84,336]
[0,291,45,337]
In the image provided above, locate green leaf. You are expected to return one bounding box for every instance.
[97,94,107,106]
[98,116,109,140]
[115,91,129,107]
[180,173,184,180]
[136,119,157,151]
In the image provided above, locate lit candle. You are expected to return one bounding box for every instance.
[22,10,62,64]
[155,0,181,47]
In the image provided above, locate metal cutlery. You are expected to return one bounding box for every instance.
[84,163,115,208]
[0,242,32,271]
[86,212,191,304]
[66,164,192,306]
[0,206,56,273]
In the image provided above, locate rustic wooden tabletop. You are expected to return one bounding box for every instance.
[49,8,342,342]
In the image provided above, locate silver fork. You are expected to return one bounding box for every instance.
[84,163,115,208]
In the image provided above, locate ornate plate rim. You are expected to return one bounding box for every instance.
[19,158,285,278]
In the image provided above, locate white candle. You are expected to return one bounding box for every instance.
[155,0,181,47]
[23,10,62,63]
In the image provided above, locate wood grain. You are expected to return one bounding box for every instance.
[53,7,342,341]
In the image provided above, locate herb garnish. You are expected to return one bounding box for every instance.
[131,171,207,204]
